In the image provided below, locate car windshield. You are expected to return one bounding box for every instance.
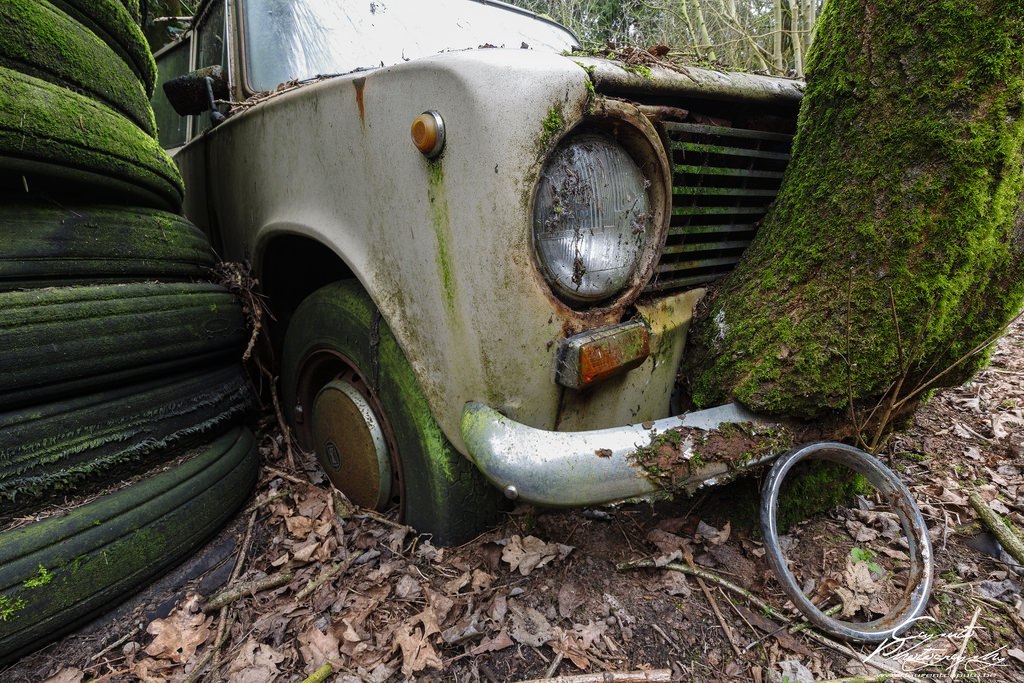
[241,0,579,92]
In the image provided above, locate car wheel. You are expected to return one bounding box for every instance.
[281,281,502,545]
[0,426,257,665]
[0,203,215,289]
[0,67,182,211]
[0,365,251,506]
[0,282,245,411]
[47,0,156,95]
[0,0,157,137]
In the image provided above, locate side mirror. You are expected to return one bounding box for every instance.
[163,65,229,124]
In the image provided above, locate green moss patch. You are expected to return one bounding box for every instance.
[0,0,155,136]
[630,421,796,491]
[48,0,156,95]
[0,203,215,288]
[0,428,256,663]
[0,366,251,507]
[0,67,182,210]
[686,0,1024,419]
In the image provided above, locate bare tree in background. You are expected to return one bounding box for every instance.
[510,0,821,76]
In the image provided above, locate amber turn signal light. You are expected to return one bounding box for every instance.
[411,111,445,158]
[555,322,651,389]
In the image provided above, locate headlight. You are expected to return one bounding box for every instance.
[533,133,653,303]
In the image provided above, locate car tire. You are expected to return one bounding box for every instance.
[46,0,155,95]
[0,365,251,506]
[0,67,182,211]
[0,203,216,289]
[0,282,245,412]
[281,281,502,546]
[0,426,258,665]
[0,0,157,137]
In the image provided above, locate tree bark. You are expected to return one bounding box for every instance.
[684,0,1024,419]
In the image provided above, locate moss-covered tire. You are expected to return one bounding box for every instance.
[0,67,183,211]
[0,0,157,137]
[0,426,257,665]
[0,282,245,411]
[47,0,155,95]
[0,203,216,289]
[281,281,502,546]
[0,365,251,506]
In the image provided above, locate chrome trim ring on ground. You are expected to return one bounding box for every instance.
[760,442,933,643]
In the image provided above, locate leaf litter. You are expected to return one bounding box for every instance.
[9,322,1024,682]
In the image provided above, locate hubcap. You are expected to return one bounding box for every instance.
[310,379,392,510]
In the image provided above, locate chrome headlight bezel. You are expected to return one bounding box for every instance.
[530,102,670,310]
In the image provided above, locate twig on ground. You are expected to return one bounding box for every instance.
[617,558,924,682]
[353,510,411,531]
[87,629,136,664]
[184,630,231,683]
[301,663,334,683]
[515,670,672,683]
[544,651,564,678]
[968,490,1024,565]
[948,606,981,681]
[650,622,682,655]
[697,575,742,657]
[264,466,311,487]
[204,573,293,612]
[295,554,357,601]
[208,510,258,680]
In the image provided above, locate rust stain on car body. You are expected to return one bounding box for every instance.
[353,77,367,125]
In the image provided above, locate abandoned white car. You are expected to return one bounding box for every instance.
[155,0,805,544]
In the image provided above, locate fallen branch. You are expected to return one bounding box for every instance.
[515,670,672,683]
[204,572,293,612]
[301,663,334,683]
[968,490,1024,565]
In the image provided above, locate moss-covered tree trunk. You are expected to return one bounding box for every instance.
[685,0,1024,421]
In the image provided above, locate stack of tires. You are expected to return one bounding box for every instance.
[0,0,257,663]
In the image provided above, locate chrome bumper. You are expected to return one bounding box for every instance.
[460,401,774,507]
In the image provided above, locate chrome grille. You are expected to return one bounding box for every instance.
[645,121,794,294]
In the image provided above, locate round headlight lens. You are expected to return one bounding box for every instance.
[533,133,652,303]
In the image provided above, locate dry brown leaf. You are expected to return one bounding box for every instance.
[42,668,84,683]
[297,624,341,674]
[835,558,880,617]
[558,581,584,618]
[226,638,286,683]
[645,528,688,555]
[395,574,421,599]
[508,603,555,647]
[144,605,212,663]
[470,627,514,655]
[285,514,315,538]
[129,658,167,683]
[393,624,443,676]
[443,571,471,594]
[501,535,573,576]
[553,629,591,670]
[471,569,494,591]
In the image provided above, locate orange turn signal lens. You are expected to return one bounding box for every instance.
[411,111,445,158]
[555,322,651,389]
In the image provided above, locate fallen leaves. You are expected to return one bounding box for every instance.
[144,597,212,664]
[501,534,574,576]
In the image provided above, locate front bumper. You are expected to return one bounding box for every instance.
[460,401,775,507]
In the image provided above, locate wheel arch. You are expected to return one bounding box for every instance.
[258,232,356,337]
